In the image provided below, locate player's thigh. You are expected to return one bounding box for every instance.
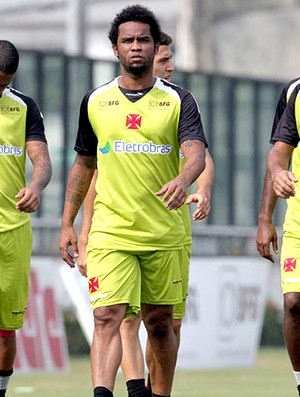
[281,234,300,293]
[173,244,190,320]
[86,248,141,315]
[140,249,182,305]
[0,222,32,330]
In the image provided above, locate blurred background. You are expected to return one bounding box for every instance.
[0,0,294,375]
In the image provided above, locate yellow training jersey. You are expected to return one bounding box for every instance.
[0,87,46,232]
[75,77,207,250]
[272,83,300,235]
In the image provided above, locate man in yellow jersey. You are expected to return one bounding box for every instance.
[77,31,214,397]
[0,40,52,397]
[146,31,214,395]
[257,77,300,262]
[59,5,207,397]
[267,82,300,396]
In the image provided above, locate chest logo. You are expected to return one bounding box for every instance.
[126,114,142,130]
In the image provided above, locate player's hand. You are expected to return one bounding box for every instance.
[59,225,78,268]
[77,237,88,277]
[185,193,211,220]
[256,219,278,263]
[273,170,298,198]
[156,177,187,210]
[15,185,41,213]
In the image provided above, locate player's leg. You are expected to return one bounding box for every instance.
[0,223,32,397]
[120,313,147,397]
[141,249,182,397]
[280,234,300,396]
[87,247,141,397]
[0,331,15,397]
[172,243,191,349]
[143,304,176,397]
[92,304,127,395]
[146,244,189,394]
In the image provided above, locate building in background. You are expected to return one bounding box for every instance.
[0,0,300,81]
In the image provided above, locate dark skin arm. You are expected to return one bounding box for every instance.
[16,140,52,213]
[156,139,206,210]
[268,141,297,199]
[256,167,278,262]
[59,154,97,267]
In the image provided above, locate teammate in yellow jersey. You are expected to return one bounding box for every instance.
[257,77,300,263]
[0,41,52,397]
[60,5,207,397]
[76,30,214,397]
[261,79,300,396]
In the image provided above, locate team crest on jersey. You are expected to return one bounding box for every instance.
[89,277,100,293]
[126,114,142,129]
[283,257,297,272]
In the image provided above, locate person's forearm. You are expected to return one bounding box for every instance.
[258,169,278,222]
[195,149,214,197]
[62,155,96,227]
[180,140,206,189]
[28,141,52,193]
[79,171,97,244]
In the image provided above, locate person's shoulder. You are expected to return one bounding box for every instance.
[155,78,191,99]
[283,77,300,102]
[6,86,36,106]
[87,77,118,100]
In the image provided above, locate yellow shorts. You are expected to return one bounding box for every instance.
[86,247,183,317]
[173,243,191,320]
[281,234,300,294]
[0,222,32,330]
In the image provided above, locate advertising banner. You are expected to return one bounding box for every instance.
[15,258,69,373]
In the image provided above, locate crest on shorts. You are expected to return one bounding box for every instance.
[283,257,297,272]
[89,277,100,293]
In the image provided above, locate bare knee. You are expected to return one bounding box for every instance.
[284,293,300,317]
[93,304,126,332]
[120,315,142,339]
[142,305,173,339]
[173,319,182,335]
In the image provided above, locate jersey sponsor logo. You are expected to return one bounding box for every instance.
[283,257,297,272]
[149,100,171,109]
[126,114,142,129]
[114,140,172,155]
[0,143,23,156]
[99,100,119,109]
[89,277,100,293]
[1,105,21,114]
[99,141,111,154]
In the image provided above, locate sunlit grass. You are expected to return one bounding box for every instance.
[10,347,296,397]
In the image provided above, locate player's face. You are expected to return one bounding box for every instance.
[153,45,174,81]
[113,21,157,77]
[0,71,13,96]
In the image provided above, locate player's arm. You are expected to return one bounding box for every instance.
[186,149,214,220]
[156,139,206,210]
[78,169,97,277]
[256,83,291,262]
[256,167,279,262]
[16,140,52,213]
[268,141,297,199]
[59,153,96,267]
[156,89,207,210]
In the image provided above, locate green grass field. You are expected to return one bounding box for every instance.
[9,347,297,397]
